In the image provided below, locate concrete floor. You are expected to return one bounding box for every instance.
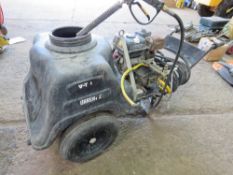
[0,0,233,175]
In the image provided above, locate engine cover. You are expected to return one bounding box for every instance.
[113,29,151,58]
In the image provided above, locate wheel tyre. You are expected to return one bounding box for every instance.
[170,72,179,92]
[197,4,214,17]
[59,114,120,163]
[177,62,191,85]
[0,25,7,35]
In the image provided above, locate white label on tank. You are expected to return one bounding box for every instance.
[80,96,98,106]
[77,89,111,107]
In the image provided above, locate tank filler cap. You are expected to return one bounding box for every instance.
[47,26,96,53]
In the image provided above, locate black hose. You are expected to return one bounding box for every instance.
[77,1,123,36]
[152,8,185,108]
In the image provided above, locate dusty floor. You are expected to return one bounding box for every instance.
[0,0,233,175]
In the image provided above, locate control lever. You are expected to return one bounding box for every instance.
[131,1,151,21]
[129,0,164,25]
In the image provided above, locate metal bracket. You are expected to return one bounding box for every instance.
[120,34,139,101]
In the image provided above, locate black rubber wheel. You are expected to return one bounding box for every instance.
[197,4,214,17]
[176,62,191,85]
[215,0,233,18]
[0,25,7,35]
[59,114,120,163]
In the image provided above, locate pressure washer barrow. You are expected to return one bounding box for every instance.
[23,0,222,163]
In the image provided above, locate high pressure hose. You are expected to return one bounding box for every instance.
[152,6,185,108]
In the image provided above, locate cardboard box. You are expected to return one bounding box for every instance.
[198,37,230,62]
[204,45,229,62]
[164,0,176,8]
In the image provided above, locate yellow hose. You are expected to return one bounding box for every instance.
[158,79,172,94]
[0,36,9,47]
[120,63,172,106]
[121,63,147,106]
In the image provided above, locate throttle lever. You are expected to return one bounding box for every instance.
[129,0,164,25]
[132,1,151,21]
